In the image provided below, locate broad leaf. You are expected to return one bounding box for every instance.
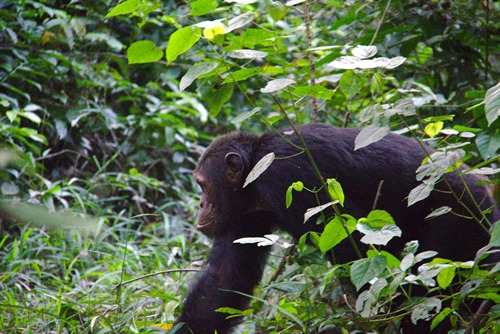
[339,70,367,99]
[351,45,378,59]
[408,180,435,206]
[424,121,443,138]
[127,41,163,64]
[226,12,254,32]
[243,152,275,188]
[354,125,389,150]
[180,62,218,91]
[327,178,344,206]
[319,215,355,253]
[425,206,452,219]
[106,0,139,18]
[350,256,387,291]
[261,78,296,93]
[166,26,201,63]
[227,49,268,59]
[266,1,287,22]
[208,84,234,117]
[358,224,401,246]
[484,82,500,125]
[411,298,442,324]
[231,107,261,124]
[293,85,335,100]
[285,181,303,208]
[189,0,218,16]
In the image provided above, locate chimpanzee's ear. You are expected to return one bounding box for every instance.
[224,152,244,185]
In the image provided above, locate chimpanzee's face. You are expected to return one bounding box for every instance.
[193,151,246,237]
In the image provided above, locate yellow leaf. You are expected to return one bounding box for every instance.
[152,323,173,330]
[203,24,225,41]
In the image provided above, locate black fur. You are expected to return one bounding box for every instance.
[176,124,498,333]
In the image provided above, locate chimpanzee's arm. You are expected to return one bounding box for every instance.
[176,219,272,334]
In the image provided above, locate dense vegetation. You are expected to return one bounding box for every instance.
[1,0,498,333]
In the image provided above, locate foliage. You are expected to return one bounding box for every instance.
[1,0,499,333]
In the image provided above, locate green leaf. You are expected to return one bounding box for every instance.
[339,70,366,99]
[189,0,218,16]
[350,256,387,291]
[489,221,500,247]
[431,307,453,331]
[222,68,260,84]
[363,210,396,228]
[424,121,444,138]
[437,266,456,289]
[367,250,401,268]
[166,26,202,63]
[326,178,344,206]
[484,82,500,126]
[319,216,354,253]
[266,1,287,22]
[180,62,219,91]
[19,111,42,124]
[385,98,417,117]
[293,86,335,100]
[105,0,140,18]
[285,181,304,208]
[127,41,164,64]
[208,84,233,117]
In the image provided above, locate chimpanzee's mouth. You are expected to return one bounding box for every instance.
[196,221,214,236]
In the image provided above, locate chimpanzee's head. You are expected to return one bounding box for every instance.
[193,132,258,236]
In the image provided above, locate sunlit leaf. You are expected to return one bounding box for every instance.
[180,62,218,91]
[285,181,304,208]
[426,206,452,219]
[354,125,389,150]
[304,201,338,222]
[424,121,444,138]
[231,107,261,124]
[189,0,218,16]
[318,216,355,253]
[127,40,163,64]
[227,49,268,59]
[411,298,441,324]
[166,26,201,63]
[408,180,435,206]
[260,78,296,93]
[351,45,378,59]
[484,82,500,125]
[226,12,254,32]
[105,0,139,18]
[327,178,344,206]
[266,1,287,22]
[243,152,275,188]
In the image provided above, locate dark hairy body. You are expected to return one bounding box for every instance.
[176,124,499,333]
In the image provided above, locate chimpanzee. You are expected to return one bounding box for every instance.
[176,123,498,333]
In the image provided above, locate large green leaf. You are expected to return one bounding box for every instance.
[350,256,387,291]
[166,26,202,63]
[127,41,164,64]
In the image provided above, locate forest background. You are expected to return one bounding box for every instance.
[0,0,499,333]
